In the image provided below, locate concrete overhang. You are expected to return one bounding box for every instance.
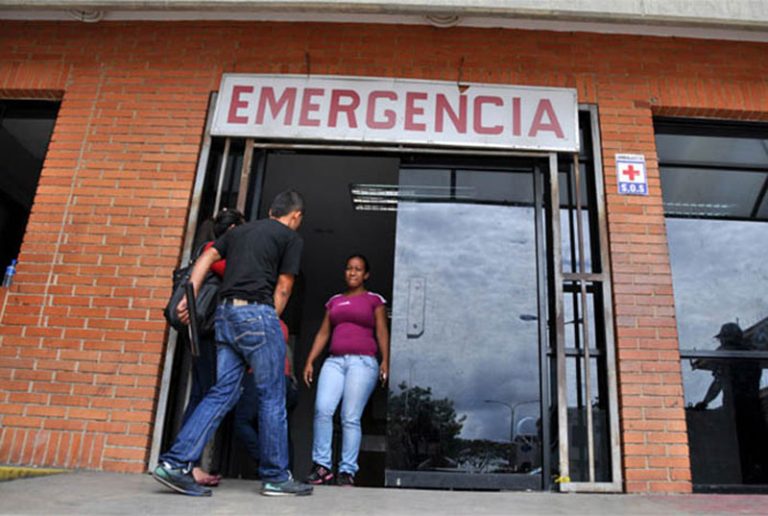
[2,0,768,42]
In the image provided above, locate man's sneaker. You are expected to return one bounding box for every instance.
[306,463,334,485]
[261,474,313,496]
[151,462,212,497]
[337,472,354,487]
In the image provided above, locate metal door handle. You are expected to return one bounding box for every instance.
[407,277,425,338]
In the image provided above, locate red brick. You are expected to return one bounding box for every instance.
[6,21,765,492]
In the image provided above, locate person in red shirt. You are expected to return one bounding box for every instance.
[181,208,245,487]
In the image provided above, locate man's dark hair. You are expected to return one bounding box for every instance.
[213,208,245,237]
[269,190,305,218]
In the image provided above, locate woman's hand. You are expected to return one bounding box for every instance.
[304,311,331,388]
[303,362,314,388]
[379,362,389,386]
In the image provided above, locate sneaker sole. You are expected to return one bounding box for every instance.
[260,489,313,496]
[151,470,212,497]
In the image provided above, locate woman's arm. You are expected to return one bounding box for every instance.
[374,304,390,384]
[302,310,332,387]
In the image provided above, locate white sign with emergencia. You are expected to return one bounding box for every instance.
[616,154,648,196]
[211,74,580,152]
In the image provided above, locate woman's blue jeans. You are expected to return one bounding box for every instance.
[159,303,290,483]
[312,354,378,475]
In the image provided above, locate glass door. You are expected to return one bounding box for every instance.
[383,158,548,490]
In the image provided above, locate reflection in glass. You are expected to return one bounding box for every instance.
[667,218,768,352]
[656,133,768,168]
[386,168,541,488]
[659,120,768,488]
[661,168,765,219]
[684,354,768,485]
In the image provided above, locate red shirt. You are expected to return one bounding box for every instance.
[326,291,386,356]
[204,241,226,278]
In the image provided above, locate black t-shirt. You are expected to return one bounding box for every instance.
[213,218,303,305]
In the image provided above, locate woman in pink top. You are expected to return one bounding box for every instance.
[302,255,390,486]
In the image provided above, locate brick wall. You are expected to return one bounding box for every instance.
[0,20,767,489]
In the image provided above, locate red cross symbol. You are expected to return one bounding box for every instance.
[622,165,641,181]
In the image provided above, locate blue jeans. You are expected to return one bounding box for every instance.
[179,335,217,427]
[234,373,298,470]
[312,354,378,475]
[160,303,290,483]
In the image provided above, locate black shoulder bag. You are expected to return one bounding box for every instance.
[163,244,221,335]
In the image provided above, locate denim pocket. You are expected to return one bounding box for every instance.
[233,312,266,347]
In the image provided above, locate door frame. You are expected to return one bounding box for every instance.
[150,104,623,493]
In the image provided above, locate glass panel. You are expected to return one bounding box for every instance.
[666,218,768,352]
[557,165,589,209]
[456,169,534,205]
[0,100,59,271]
[565,356,612,483]
[683,359,768,485]
[661,167,765,218]
[387,166,541,489]
[219,139,245,211]
[558,166,595,274]
[560,210,593,274]
[191,138,247,249]
[757,187,768,220]
[659,122,768,489]
[561,282,612,482]
[656,133,768,168]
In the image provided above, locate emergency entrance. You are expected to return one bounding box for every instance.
[152,76,623,492]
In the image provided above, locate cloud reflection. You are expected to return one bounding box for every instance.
[390,201,540,442]
[667,217,768,405]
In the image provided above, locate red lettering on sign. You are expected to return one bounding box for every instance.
[622,165,641,181]
[435,94,467,133]
[227,85,253,124]
[511,97,521,136]
[256,87,297,125]
[328,89,360,128]
[473,96,503,135]
[366,91,397,129]
[528,99,564,138]
[405,92,428,132]
[299,88,324,127]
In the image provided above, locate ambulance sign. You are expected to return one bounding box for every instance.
[616,154,648,196]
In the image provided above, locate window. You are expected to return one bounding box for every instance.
[0,100,59,274]
[656,118,768,491]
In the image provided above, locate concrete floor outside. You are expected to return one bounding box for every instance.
[0,471,767,515]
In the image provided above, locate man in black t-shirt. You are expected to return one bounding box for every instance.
[152,191,313,497]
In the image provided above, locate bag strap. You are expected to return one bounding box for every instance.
[188,241,211,265]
